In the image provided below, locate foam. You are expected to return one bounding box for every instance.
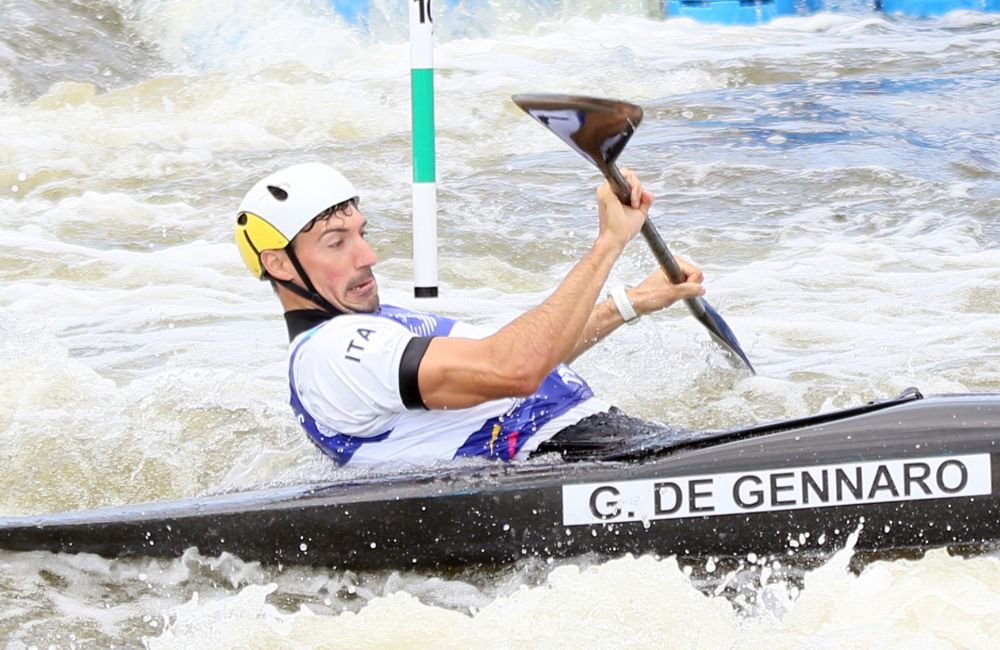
[141,545,1000,649]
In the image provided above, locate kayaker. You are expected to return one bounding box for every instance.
[235,162,705,465]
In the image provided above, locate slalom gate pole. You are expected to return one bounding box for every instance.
[410,0,438,298]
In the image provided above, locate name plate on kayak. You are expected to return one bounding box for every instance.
[562,454,992,526]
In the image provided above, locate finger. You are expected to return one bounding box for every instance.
[677,258,704,282]
[596,181,612,204]
[620,168,640,208]
[675,282,706,299]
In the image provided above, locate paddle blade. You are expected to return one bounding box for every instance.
[696,298,755,374]
[512,94,643,180]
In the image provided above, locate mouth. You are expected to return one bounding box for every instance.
[348,275,376,296]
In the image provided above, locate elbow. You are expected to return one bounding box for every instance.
[481,334,557,399]
[500,359,550,399]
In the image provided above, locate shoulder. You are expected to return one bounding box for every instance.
[310,313,412,338]
[294,314,414,364]
[291,314,415,420]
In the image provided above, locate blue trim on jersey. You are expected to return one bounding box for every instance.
[378,304,456,337]
[454,368,594,461]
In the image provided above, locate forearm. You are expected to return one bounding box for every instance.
[565,291,632,364]
[489,236,623,383]
[567,259,708,364]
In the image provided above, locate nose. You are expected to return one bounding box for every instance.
[356,236,377,269]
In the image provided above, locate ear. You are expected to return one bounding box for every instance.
[260,249,295,282]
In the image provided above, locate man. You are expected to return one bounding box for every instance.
[235,162,705,465]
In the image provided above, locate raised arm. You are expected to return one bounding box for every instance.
[415,172,651,410]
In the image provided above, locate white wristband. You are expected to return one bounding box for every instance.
[609,285,639,324]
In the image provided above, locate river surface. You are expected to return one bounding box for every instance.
[2,0,1000,647]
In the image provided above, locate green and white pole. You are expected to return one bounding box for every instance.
[410,0,438,298]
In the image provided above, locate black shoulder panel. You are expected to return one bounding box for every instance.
[399,336,433,410]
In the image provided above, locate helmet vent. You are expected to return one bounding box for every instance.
[267,185,289,201]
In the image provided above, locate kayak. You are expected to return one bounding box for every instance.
[1,389,998,571]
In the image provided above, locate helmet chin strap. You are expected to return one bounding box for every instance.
[276,246,344,316]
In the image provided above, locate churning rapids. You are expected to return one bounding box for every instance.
[1,0,999,647]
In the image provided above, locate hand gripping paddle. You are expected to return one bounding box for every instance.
[512,93,755,374]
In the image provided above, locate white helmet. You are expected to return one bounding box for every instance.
[235,162,358,278]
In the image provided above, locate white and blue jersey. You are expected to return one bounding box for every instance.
[285,305,606,465]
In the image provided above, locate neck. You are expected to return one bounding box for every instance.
[284,308,337,342]
[276,286,324,312]
[273,280,347,316]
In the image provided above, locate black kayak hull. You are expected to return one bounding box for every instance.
[1,391,999,570]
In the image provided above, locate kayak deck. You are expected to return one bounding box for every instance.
[0,390,998,570]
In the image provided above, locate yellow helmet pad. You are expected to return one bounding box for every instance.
[236,212,290,279]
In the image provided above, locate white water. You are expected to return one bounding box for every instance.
[145,547,1000,649]
[1,0,1000,646]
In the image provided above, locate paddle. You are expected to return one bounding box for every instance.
[512,93,755,374]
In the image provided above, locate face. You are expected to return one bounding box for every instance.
[286,204,380,313]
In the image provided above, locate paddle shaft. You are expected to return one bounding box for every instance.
[607,166,710,322]
[609,165,756,372]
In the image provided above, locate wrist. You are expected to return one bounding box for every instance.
[627,285,654,316]
[609,285,640,324]
[593,233,626,257]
